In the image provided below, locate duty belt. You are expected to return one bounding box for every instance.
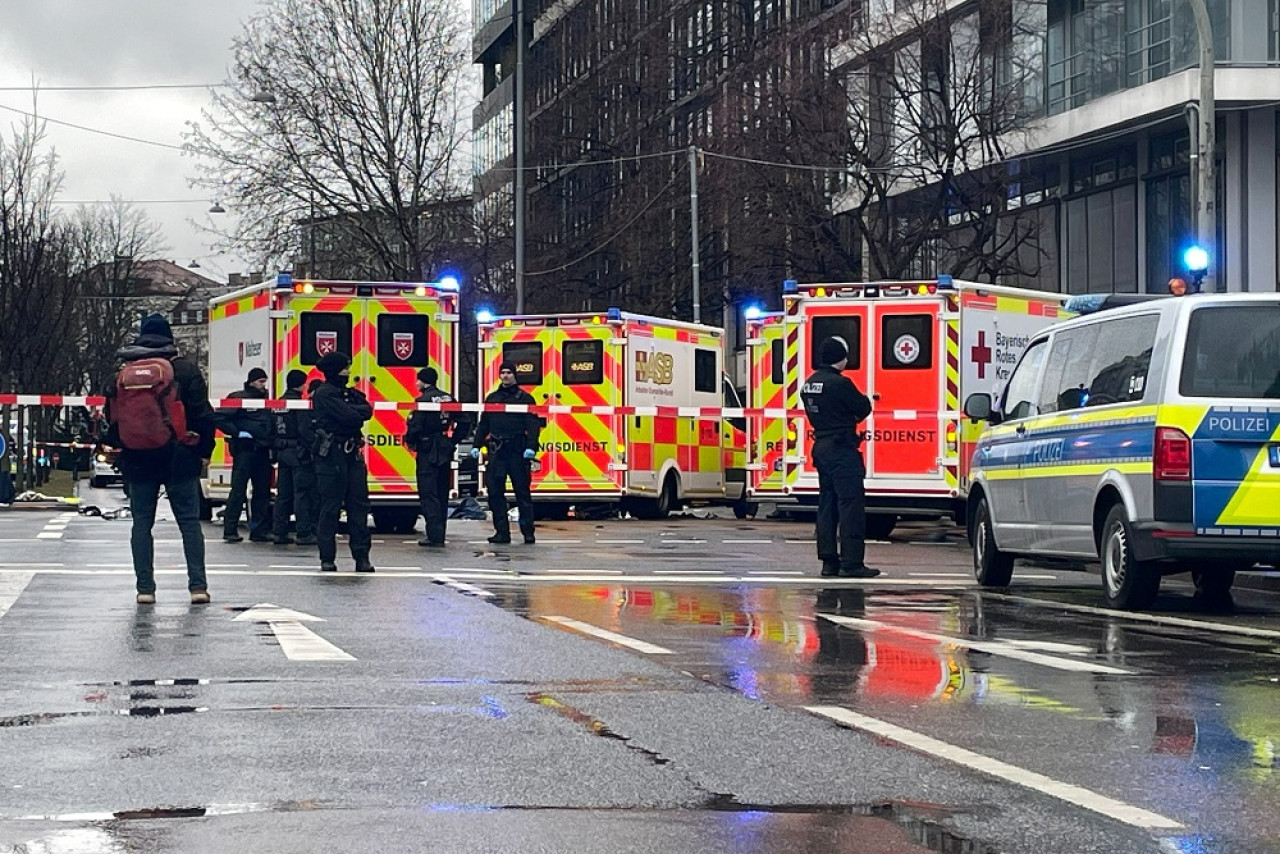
[342,437,365,455]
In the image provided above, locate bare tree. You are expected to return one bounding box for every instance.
[63,200,168,395]
[185,0,474,280]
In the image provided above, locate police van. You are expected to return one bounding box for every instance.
[964,292,1280,609]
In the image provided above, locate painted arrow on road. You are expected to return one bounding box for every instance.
[234,603,355,662]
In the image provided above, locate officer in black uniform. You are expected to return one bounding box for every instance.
[271,369,317,545]
[311,352,374,572]
[472,360,540,544]
[800,336,880,578]
[405,366,462,548]
[216,367,275,542]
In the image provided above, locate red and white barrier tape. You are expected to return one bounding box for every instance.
[0,394,938,421]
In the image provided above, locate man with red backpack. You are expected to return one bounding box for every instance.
[106,313,216,605]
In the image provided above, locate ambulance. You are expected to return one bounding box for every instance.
[744,276,1071,537]
[477,309,752,518]
[205,274,459,533]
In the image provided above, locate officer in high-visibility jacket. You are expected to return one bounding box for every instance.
[800,336,880,579]
[472,360,540,544]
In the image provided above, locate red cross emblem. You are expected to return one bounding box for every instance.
[971,331,993,379]
[316,331,337,356]
[893,334,920,364]
[392,332,415,361]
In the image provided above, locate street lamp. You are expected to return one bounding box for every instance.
[208,202,226,214]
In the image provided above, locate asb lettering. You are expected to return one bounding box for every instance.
[635,351,674,385]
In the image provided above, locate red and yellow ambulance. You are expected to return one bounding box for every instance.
[477,309,751,518]
[206,274,459,533]
[745,276,1071,537]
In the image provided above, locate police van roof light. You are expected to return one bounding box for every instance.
[276,272,294,289]
[1183,246,1209,273]
[476,308,495,324]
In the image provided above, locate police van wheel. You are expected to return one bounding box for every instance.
[866,514,897,541]
[1101,504,1161,610]
[972,498,1014,587]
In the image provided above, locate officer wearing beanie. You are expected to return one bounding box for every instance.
[270,369,317,546]
[215,366,275,542]
[472,360,540,544]
[311,352,374,572]
[800,336,879,578]
[405,366,463,547]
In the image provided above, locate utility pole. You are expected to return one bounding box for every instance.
[688,146,702,324]
[1189,0,1216,292]
[513,0,527,314]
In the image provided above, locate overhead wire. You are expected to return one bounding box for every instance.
[0,102,183,150]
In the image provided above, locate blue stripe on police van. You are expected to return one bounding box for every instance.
[975,418,1156,470]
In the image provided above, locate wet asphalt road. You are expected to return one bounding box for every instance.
[2,487,1280,852]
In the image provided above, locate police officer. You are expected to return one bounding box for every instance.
[800,336,880,578]
[405,366,462,547]
[271,369,317,546]
[312,352,374,572]
[216,367,275,542]
[472,360,540,544]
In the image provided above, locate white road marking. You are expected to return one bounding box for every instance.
[654,569,725,574]
[35,533,63,539]
[233,603,354,662]
[596,539,645,544]
[429,574,495,598]
[785,539,816,544]
[541,616,673,654]
[1012,573,1058,580]
[804,706,1182,831]
[748,569,803,575]
[0,567,968,587]
[547,568,623,574]
[0,571,35,622]
[819,614,1131,675]
[536,539,583,544]
[908,572,969,577]
[721,539,773,544]
[986,592,1280,641]
[660,539,707,544]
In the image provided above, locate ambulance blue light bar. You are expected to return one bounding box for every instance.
[783,279,798,293]
[437,275,460,291]
[607,307,623,321]
[276,272,294,289]
[743,303,764,320]
[476,308,495,324]
[936,274,954,289]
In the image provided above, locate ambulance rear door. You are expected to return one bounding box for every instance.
[865,298,944,488]
[361,294,450,499]
[794,300,870,492]
[746,314,787,496]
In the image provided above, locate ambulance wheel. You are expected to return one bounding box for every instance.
[373,508,418,535]
[634,475,676,519]
[1101,504,1161,610]
[732,495,758,520]
[865,514,897,541]
[972,497,1014,587]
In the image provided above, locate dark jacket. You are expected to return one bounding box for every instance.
[105,334,216,483]
[800,366,872,443]
[273,387,316,467]
[216,383,274,449]
[405,385,462,466]
[475,383,540,453]
[312,380,372,440]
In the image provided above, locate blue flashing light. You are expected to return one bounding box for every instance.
[1064,294,1109,315]
[275,272,294,289]
[743,303,764,321]
[437,274,460,291]
[606,307,622,321]
[782,278,799,293]
[936,274,954,289]
[1184,245,1210,273]
[475,308,495,324]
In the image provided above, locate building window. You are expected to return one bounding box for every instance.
[1065,183,1137,294]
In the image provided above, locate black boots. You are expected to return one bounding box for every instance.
[521,524,536,545]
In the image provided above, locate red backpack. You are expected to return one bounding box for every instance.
[111,358,190,450]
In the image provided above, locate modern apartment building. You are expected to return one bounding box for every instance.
[473,0,1280,324]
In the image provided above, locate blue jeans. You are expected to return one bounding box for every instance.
[127,476,207,594]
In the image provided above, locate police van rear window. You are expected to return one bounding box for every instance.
[811,316,861,369]
[502,342,544,386]
[1180,305,1280,399]
[300,312,353,365]
[562,340,604,384]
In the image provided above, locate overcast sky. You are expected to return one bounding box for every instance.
[0,1,274,282]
